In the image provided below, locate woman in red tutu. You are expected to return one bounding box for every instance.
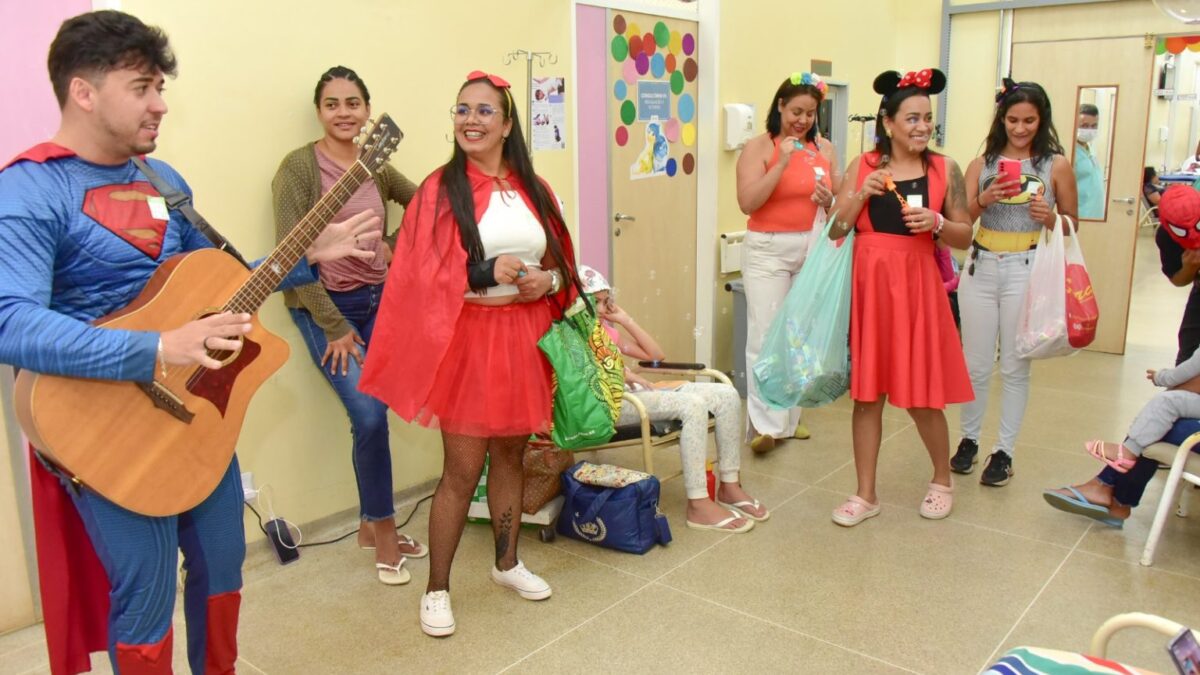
[360,71,579,637]
[826,69,974,526]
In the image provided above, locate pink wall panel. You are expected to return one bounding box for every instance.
[0,0,91,162]
[575,3,610,275]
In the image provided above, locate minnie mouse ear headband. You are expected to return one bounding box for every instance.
[465,70,514,115]
[873,68,947,105]
[788,71,828,95]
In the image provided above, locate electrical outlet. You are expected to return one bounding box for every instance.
[241,472,256,502]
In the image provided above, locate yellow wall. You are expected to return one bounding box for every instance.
[0,400,36,632]
[120,0,576,540]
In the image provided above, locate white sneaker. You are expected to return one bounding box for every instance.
[490,560,552,600]
[420,590,455,637]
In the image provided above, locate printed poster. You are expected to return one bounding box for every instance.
[531,76,566,150]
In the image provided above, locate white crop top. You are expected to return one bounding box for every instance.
[465,190,548,298]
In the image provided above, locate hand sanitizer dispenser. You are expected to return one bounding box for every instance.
[724,103,755,151]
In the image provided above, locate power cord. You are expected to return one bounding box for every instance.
[244,494,433,549]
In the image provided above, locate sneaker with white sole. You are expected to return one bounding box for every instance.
[420,590,455,637]
[491,560,552,600]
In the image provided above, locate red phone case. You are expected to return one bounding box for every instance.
[998,160,1021,195]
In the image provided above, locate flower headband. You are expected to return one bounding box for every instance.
[788,71,828,95]
[994,77,1022,106]
[465,70,514,115]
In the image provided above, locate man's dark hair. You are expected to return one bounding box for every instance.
[1079,103,1100,117]
[48,10,177,108]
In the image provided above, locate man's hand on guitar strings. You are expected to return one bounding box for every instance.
[306,210,382,264]
[161,312,253,370]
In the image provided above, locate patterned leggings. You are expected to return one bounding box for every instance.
[615,382,742,499]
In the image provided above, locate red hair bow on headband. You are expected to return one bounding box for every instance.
[466,70,511,89]
[898,69,934,89]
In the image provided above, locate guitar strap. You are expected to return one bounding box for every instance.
[132,157,252,270]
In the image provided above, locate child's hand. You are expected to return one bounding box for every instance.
[1147,369,1158,383]
[625,369,653,391]
[605,302,632,325]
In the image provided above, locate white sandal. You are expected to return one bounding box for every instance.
[716,498,770,522]
[686,510,755,533]
[375,558,411,586]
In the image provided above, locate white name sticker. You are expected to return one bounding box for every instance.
[906,194,924,209]
[147,196,169,221]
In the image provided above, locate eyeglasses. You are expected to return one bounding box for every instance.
[451,104,499,121]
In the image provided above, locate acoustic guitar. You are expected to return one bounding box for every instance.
[14,115,402,516]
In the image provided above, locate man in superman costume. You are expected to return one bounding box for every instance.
[0,11,380,674]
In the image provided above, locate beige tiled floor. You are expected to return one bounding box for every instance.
[3,229,1200,674]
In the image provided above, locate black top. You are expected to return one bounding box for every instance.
[1156,225,1197,286]
[865,175,929,236]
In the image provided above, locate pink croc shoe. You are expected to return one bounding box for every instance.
[919,481,954,520]
[831,496,881,527]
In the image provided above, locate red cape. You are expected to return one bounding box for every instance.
[4,144,111,674]
[360,161,576,419]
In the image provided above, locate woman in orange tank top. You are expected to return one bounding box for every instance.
[736,73,841,453]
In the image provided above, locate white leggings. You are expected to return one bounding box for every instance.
[958,248,1035,456]
[615,382,742,500]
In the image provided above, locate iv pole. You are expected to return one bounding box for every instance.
[504,49,558,148]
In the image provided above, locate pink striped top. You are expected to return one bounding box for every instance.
[314,146,388,291]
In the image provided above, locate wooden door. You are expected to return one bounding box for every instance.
[1011,37,1153,354]
[607,10,699,361]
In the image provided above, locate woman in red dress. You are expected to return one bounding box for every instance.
[826,69,974,526]
[360,71,580,637]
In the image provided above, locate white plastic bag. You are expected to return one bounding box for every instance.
[1015,215,1074,360]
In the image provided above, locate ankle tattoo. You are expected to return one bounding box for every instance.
[495,507,513,563]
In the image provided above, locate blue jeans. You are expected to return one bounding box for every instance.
[289,283,393,520]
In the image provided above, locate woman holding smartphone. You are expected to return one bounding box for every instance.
[952,79,1077,487]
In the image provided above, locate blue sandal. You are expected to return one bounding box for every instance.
[1042,487,1124,528]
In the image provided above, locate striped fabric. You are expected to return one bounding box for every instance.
[986,646,1150,675]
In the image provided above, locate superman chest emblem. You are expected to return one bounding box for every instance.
[83,182,167,259]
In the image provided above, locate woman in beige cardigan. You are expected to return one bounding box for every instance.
[271,66,424,585]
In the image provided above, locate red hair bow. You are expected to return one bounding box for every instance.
[898,69,933,89]
[466,70,511,89]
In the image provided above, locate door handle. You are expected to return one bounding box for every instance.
[1110,196,1136,204]
[614,212,636,222]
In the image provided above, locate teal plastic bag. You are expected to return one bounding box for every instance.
[752,222,854,409]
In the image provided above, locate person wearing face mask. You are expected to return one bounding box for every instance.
[825,68,974,526]
[951,80,1078,488]
[735,72,841,454]
[1074,103,1105,219]
[271,66,426,587]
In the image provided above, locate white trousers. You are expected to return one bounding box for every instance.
[742,229,812,439]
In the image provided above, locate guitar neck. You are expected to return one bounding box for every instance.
[224,161,374,314]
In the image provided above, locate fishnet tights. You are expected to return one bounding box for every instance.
[426,432,529,592]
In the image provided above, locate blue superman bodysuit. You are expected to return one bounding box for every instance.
[0,143,316,675]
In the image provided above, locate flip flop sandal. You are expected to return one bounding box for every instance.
[1085,440,1137,474]
[1042,487,1125,528]
[362,533,429,559]
[686,510,755,533]
[716,498,770,522]
[919,481,954,520]
[376,558,412,586]
[831,495,880,527]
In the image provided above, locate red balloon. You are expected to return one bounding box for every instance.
[1166,37,1188,54]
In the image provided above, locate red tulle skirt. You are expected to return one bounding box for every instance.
[416,300,555,437]
[850,233,973,409]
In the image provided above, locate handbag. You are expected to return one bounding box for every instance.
[556,461,671,554]
[752,219,854,408]
[522,440,576,515]
[537,293,625,450]
[1015,215,1073,359]
[1062,217,1099,348]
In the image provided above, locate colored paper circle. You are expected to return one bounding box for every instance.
[654,21,670,47]
[670,70,685,94]
[670,30,682,54]
[1166,36,1188,54]
[678,93,695,123]
[614,79,627,100]
[615,126,629,146]
[642,33,656,57]
[683,57,699,82]
[627,22,641,38]
[635,52,650,75]
[629,34,643,57]
[666,158,678,177]
[611,35,629,62]
[664,118,681,142]
[613,14,626,35]
[620,100,637,125]
[666,53,677,73]
[683,153,695,175]
[681,123,696,146]
[682,33,695,55]
[622,58,639,84]
[651,53,666,78]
